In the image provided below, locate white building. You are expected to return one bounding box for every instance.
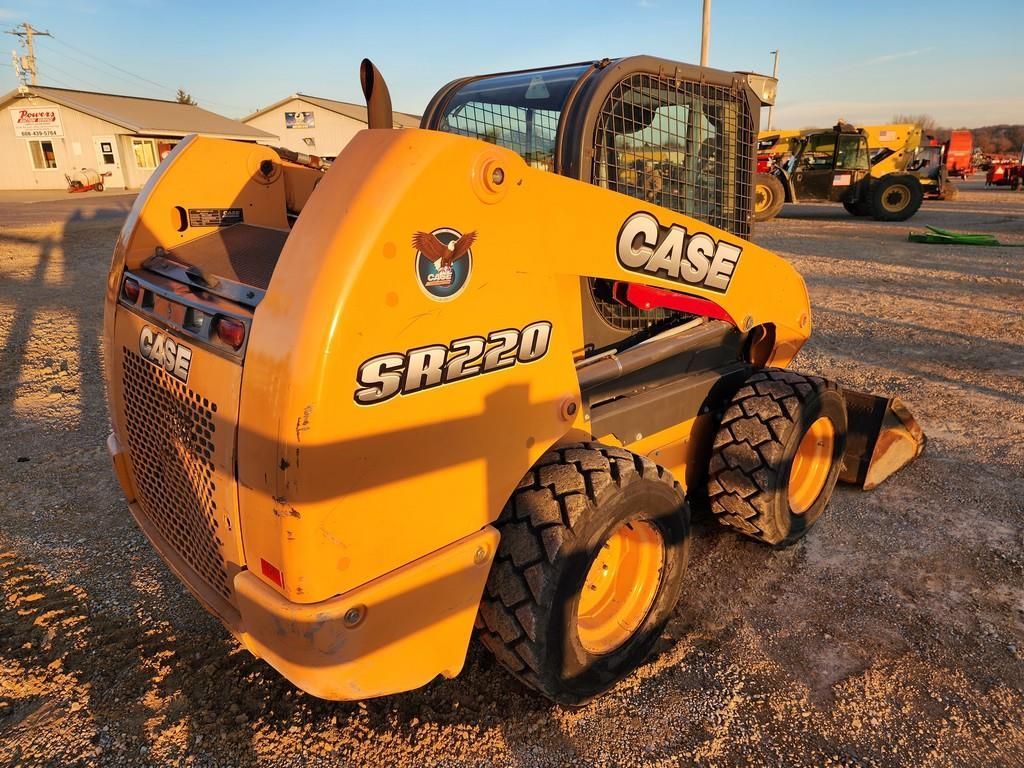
[243,94,420,160]
[0,86,278,190]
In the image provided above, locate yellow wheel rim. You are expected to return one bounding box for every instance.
[881,184,910,212]
[577,519,665,655]
[788,416,835,514]
[755,183,773,213]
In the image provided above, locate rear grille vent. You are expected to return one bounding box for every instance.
[121,347,231,600]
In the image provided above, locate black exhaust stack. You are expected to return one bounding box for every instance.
[360,58,393,129]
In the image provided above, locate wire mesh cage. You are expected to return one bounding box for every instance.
[589,71,755,331]
[442,103,560,171]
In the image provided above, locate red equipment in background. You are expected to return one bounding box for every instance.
[986,160,1022,190]
[985,144,1024,190]
[945,130,973,179]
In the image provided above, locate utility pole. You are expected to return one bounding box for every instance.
[766,50,780,130]
[700,0,711,66]
[5,21,52,86]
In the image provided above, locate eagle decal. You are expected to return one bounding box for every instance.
[412,230,477,270]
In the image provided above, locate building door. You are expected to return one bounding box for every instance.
[93,135,125,188]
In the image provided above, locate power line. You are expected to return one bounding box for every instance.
[45,34,248,113]
[37,40,167,97]
[49,34,173,93]
[33,68,74,90]
[11,22,251,115]
[36,59,107,92]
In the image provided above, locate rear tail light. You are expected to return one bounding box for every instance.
[216,317,245,349]
[122,277,141,304]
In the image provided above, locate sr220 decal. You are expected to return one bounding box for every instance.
[354,321,552,405]
[616,211,742,293]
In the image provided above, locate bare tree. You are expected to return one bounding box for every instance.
[891,113,939,133]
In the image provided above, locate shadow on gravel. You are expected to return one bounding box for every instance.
[768,239,1024,282]
[0,208,117,440]
[0,549,260,765]
[799,274,1024,315]
[810,309,1024,407]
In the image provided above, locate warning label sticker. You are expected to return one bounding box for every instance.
[187,208,244,227]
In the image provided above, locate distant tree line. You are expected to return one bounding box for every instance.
[892,113,1023,154]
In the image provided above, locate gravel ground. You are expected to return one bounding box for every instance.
[1,180,1022,767]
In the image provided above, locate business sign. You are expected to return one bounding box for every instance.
[10,106,63,138]
[285,111,315,129]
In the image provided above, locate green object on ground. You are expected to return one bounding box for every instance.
[908,226,1024,246]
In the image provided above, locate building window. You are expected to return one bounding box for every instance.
[156,140,178,161]
[29,140,57,169]
[99,141,115,164]
[132,138,160,169]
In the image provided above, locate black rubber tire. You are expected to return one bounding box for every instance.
[95,182,104,192]
[842,198,870,216]
[708,369,847,547]
[753,173,786,222]
[476,442,690,706]
[870,175,923,221]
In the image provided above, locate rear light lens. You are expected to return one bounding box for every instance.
[216,316,245,349]
[122,277,141,304]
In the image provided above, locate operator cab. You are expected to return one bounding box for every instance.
[906,145,944,178]
[786,127,871,203]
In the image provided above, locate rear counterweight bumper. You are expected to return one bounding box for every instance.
[231,527,498,700]
[108,431,498,700]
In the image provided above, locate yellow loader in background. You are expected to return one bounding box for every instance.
[755,122,956,220]
[103,57,924,706]
[758,123,921,176]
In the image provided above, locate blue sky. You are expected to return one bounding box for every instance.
[2,0,1021,128]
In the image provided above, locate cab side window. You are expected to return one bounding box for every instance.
[802,135,836,170]
[836,135,869,170]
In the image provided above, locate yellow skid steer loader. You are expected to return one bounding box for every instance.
[103,57,923,706]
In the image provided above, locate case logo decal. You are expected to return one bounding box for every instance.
[354,321,552,405]
[413,228,476,301]
[616,212,741,293]
[139,325,192,383]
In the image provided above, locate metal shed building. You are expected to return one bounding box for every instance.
[0,86,278,190]
[242,94,420,160]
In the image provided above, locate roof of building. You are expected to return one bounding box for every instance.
[243,93,422,129]
[1,86,277,140]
